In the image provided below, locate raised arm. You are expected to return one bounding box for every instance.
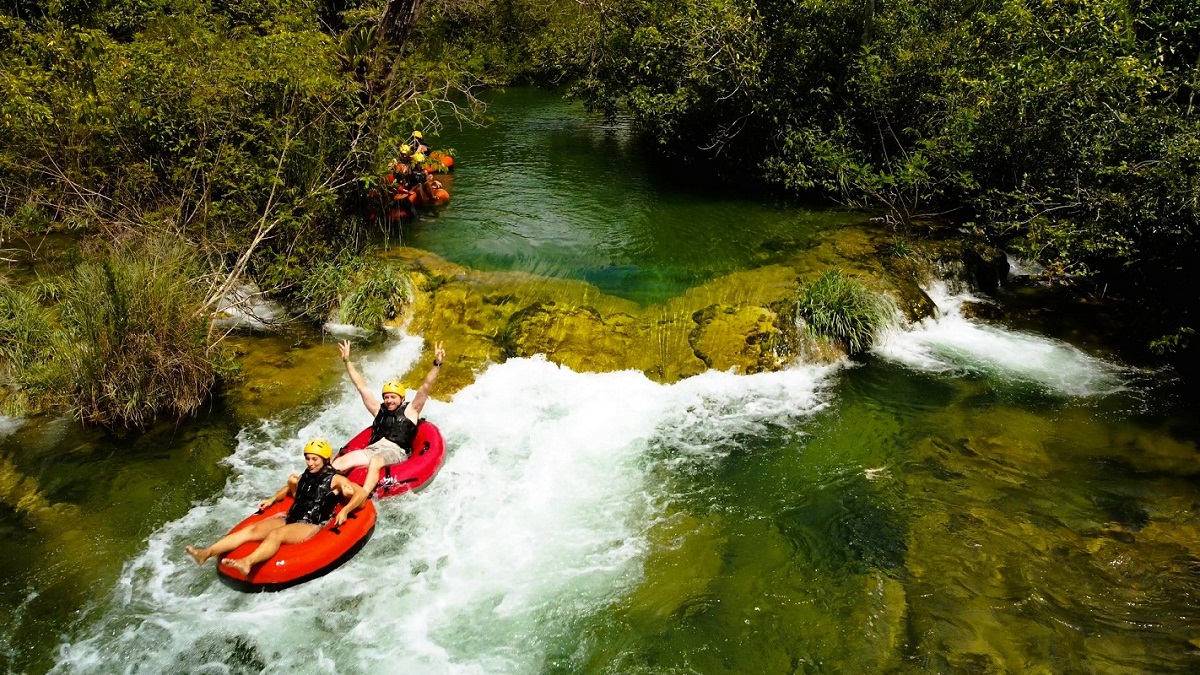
[406,341,445,419]
[339,340,381,416]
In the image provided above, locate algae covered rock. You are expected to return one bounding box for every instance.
[363,222,998,392]
[501,302,639,372]
[381,247,807,392]
[689,303,784,373]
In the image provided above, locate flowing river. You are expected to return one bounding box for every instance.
[3,88,1199,673]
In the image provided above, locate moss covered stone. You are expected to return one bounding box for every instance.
[375,224,967,393]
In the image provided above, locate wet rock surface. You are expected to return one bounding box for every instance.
[378,224,962,393]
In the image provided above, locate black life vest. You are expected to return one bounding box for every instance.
[370,402,417,450]
[286,467,337,525]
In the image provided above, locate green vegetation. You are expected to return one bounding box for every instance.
[1,233,235,427]
[295,255,410,329]
[0,278,58,415]
[0,0,472,425]
[61,233,234,428]
[796,270,894,355]
[879,238,915,260]
[3,0,1199,423]
[521,0,1199,359]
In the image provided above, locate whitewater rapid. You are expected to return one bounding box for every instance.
[54,334,839,673]
[53,283,1134,673]
[873,282,1128,397]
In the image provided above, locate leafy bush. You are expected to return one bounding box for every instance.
[56,233,234,428]
[294,255,410,330]
[339,265,409,328]
[1,233,233,428]
[0,278,61,415]
[796,270,894,355]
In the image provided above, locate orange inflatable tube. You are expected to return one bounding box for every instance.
[216,498,377,592]
[408,188,451,207]
[427,152,454,173]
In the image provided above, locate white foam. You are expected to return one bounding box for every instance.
[0,415,22,438]
[54,345,837,673]
[1006,253,1044,277]
[322,322,373,338]
[212,283,287,330]
[874,282,1127,397]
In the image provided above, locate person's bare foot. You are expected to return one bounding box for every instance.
[185,545,210,565]
[221,557,253,576]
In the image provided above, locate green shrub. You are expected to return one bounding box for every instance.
[293,255,410,330]
[796,270,894,355]
[879,238,915,259]
[339,265,409,328]
[0,278,62,415]
[55,234,232,428]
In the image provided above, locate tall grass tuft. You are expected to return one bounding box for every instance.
[796,270,894,355]
[2,234,229,427]
[56,234,230,428]
[339,265,409,328]
[0,278,62,415]
[295,256,410,329]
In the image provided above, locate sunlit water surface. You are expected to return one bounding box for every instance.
[44,301,1200,673]
[400,88,863,305]
[0,90,1196,674]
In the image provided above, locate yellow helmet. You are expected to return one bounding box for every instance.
[304,439,333,460]
[400,144,411,155]
[411,130,423,139]
[381,381,405,397]
[412,152,426,163]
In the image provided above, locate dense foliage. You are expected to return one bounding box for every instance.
[525,0,1199,356]
[0,0,486,425]
[0,233,233,427]
[293,254,410,328]
[4,0,1199,424]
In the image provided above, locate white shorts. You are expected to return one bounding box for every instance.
[363,438,407,465]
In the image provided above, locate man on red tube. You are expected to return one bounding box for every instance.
[332,339,446,509]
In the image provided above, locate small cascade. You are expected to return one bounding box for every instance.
[1005,253,1044,277]
[213,283,287,330]
[0,415,22,438]
[873,282,1127,397]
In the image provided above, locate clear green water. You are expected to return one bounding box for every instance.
[403,88,863,305]
[2,89,1198,674]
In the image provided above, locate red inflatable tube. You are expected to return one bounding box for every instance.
[337,421,445,499]
[216,498,377,592]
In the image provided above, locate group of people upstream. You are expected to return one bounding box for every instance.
[185,340,448,575]
[371,130,454,222]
